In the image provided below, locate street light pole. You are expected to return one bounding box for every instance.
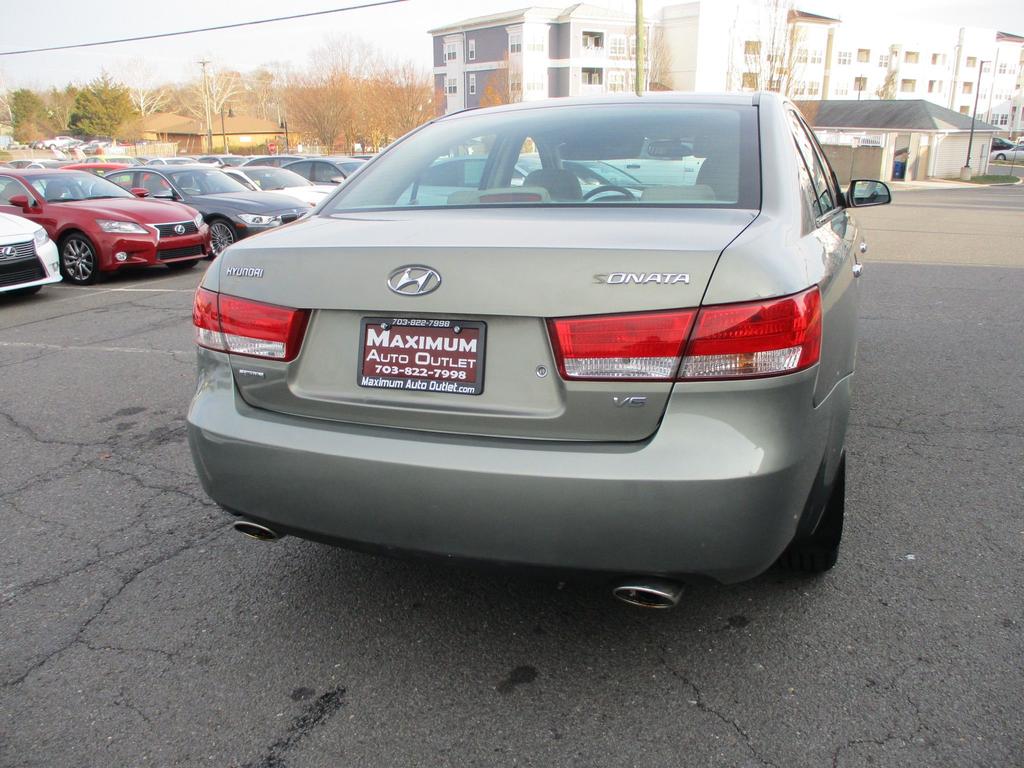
[198,59,213,154]
[964,59,989,178]
[634,0,645,96]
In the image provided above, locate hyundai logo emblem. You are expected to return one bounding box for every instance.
[174,224,186,235]
[387,265,442,296]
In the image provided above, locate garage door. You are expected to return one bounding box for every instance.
[932,134,991,178]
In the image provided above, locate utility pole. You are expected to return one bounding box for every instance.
[963,59,989,179]
[198,59,213,154]
[634,0,645,96]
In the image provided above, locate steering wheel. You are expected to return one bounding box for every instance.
[582,184,637,201]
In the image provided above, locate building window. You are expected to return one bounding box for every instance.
[963,81,973,94]
[981,61,991,72]
[468,39,476,61]
[854,76,868,91]
[904,51,919,64]
[445,77,457,95]
[582,32,604,51]
[857,48,870,63]
[527,76,544,91]
[810,50,823,64]
[741,72,758,89]
[794,81,807,96]
[610,35,627,56]
[769,78,782,91]
[928,80,942,92]
[966,56,977,67]
[900,79,916,92]
[998,63,1008,75]
[994,113,1008,126]
[959,106,970,114]
[468,74,476,95]
[808,81,820,96]
[510,75,522,94]
[834,82,849,96]
[837,51,851,65]
[581,67,603,85]
[527,34,545,52]
[444,43,457,61]
[744,40,761,56]
[878,54,890,68]
[509,33,522,54]
[629,35,636,57]
[796,48,808,64]
[931,53,945,65]
[608,70,626,92]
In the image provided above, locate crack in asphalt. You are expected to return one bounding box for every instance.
[659,650,781,768]
[242,686,348,768]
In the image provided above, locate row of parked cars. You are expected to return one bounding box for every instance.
[0,154,369,295]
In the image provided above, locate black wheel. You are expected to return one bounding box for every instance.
[777,455,845,574]
[8,285,42,296]
[59,233,101,285]
[995,153,1007,161]
[165,259,199,271]
[209,219,236,256]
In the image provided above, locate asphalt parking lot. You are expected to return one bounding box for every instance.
[1,185,1022,767]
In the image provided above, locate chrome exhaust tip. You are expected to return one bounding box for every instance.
[612,579,683,609]
[232,520,281,541]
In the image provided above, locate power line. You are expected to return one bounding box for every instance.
[0,0,408,57]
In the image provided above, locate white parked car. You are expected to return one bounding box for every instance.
[223,166,335,207]
[0,212,61,296]
[990,144,1024,163]
[42,136,81,150]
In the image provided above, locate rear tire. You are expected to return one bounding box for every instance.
[165,259,199,271]
[995,153,1007,161]
[776,455,845,574]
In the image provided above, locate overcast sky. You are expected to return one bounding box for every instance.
[0,0,1019,89]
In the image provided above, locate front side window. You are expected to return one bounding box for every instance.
[321,104,760,213]
[787,111,836,219]
[0,176,34,205]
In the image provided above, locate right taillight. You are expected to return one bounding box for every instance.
[679,286,821,380]
[193,287,309,362]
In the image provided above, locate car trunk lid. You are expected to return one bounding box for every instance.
[217,207,755,441]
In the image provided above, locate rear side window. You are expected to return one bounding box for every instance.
[324,103,760,212]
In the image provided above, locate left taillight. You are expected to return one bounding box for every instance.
[193,287,309,362]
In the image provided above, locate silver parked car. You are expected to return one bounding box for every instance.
[188,93,890,607]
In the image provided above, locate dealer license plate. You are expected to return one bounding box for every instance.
[358,317,486,395]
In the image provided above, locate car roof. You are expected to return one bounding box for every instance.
[439,91,762,122]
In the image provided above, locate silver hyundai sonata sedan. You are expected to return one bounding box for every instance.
[187,92,890,607]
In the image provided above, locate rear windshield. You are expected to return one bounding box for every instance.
[322,103,759,213]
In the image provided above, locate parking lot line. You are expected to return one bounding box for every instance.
[0,340,190,355]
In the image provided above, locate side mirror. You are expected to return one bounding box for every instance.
[8,194,33,212]
[847,180,891,208]
[329,176,346,185]
[130,187,150,198]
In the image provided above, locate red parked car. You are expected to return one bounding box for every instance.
[61,162,132,176]
[0,169,211,285]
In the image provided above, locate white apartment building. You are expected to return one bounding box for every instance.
[660,1,1024,133]
[431,2,1024,133]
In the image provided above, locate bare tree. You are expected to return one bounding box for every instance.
[876,49,898,99]
[124,60,170,117]
[44,85,78,132]
[734,0,805,96]
[647,26,673,90]
[478,54,517,107]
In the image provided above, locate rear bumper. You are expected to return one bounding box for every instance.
[188,349,846,583]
